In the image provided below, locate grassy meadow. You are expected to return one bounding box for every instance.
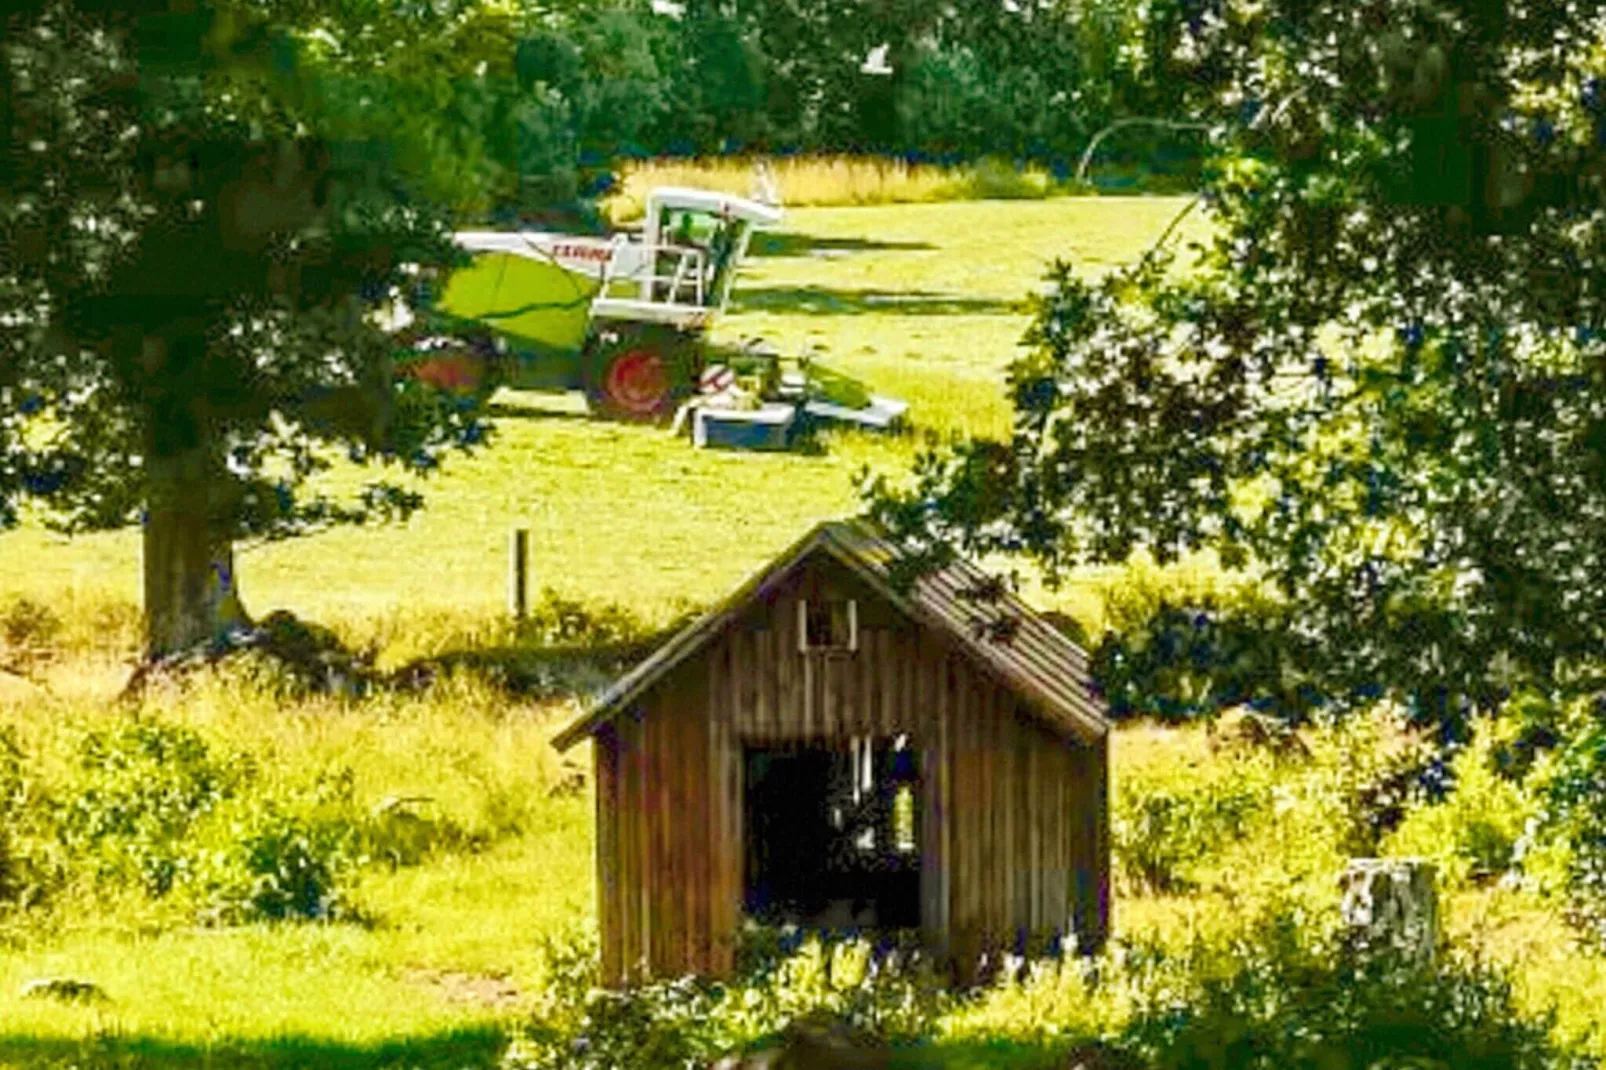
[3,195,1604,1068]
[0,197,1206,648]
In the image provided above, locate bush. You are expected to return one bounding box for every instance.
[1111,711,1465,912]
[0,679,566,938]
[1384,720,1537,887]
[1528,692,1606,949]
[201,804,356,923]
[1088,562,1324,724]
[519,588,649,650]
[953,157,1054,200]
[0,726,62,925]
[1113,763,1270,894]
[0,595,62,673]
[57,720,254,897]
[0,728,33,908]
[507,933,952,1070]
[507,906,1591,1070]
[1112,909,1591,1070]
[1288,709,1455,860]
[35,717,376,924]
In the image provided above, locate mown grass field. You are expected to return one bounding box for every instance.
[4,195,1604,1069]
[0,197,1207,646]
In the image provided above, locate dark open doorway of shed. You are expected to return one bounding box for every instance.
[742,737,920,936]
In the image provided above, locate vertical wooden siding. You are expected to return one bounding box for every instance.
[594,558,1108,986]
[595,727,622,984]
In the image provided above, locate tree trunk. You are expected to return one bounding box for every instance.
[142,465,248,657]
[140,333,250,659]
[1339,858,1440,967]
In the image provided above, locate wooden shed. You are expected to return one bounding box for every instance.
[552,520,1111,986]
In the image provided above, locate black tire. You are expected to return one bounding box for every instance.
[581,325,699,422]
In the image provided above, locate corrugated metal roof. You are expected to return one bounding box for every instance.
[552,519,1109,751]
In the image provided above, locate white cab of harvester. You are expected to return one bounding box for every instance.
[452,186,782,334]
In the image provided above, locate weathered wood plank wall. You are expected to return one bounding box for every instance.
[591,558,1109,986]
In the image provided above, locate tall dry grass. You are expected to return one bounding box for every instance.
[606,155,1059,221]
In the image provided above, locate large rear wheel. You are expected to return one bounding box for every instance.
[397,326,506,408]
[582,326,697,422]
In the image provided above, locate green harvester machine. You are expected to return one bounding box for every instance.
[400,186,908,450]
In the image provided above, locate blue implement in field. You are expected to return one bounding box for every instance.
[692,403,802,451]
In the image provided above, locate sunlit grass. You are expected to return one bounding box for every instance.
[605,154,1066,222]
[0,197,1208,651]
[0,678,590,1057]
[24,196,1600,1066]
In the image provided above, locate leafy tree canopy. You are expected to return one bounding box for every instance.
[866,0,1606,731]
[644,0,1203,164]
[0,0,564,656]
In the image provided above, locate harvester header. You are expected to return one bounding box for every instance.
[402,181,904,448]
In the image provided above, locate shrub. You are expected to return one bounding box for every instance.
[954,157,1054,200]
[507,907,1590,1070]
[1112,909,1591,1070]
[57,720,254,897]
[0,725,62,923]
[0,728,31,907]
[1384,720,1537,887]
[1113,763,1270,894]
[0,776,22,912]
[38,717,375,924]
[0,831,17,912]
[1088,562,1324,724]
[1528,692,1606,949]
[1292,708,1454,859]
[507,933,952,1070]
[1136,711,1458,910]
[186,765,368,924]
[512,977,726,1070]
[519,588,649,650]
[0,595,62,674]
[201,804,356,923]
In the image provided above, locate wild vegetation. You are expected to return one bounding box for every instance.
[606,157,1063,221]
[4,194,1606,1066]
[5,633,1606,1066]
[7,0,1606,1066]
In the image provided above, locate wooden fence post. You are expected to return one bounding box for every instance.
[509,528,529,621]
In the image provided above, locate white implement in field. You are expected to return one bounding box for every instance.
[454,187,783,333]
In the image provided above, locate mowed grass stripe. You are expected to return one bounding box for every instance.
[0,198,1202,639]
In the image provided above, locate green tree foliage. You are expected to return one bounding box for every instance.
[1528,693,1606,949]
[866,0,1606,732]
[0,0,570,657]
[639,0,1203,167]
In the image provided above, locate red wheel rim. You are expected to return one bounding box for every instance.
[603,349,670,415]
[409,353,484,394]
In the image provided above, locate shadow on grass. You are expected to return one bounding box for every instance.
[482,400,592,422]
[749,231,936,258]
[392,620,689,700]
[733,287,1020,317]
[0,1026,508,1070]
[0,1031,1087,1070]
